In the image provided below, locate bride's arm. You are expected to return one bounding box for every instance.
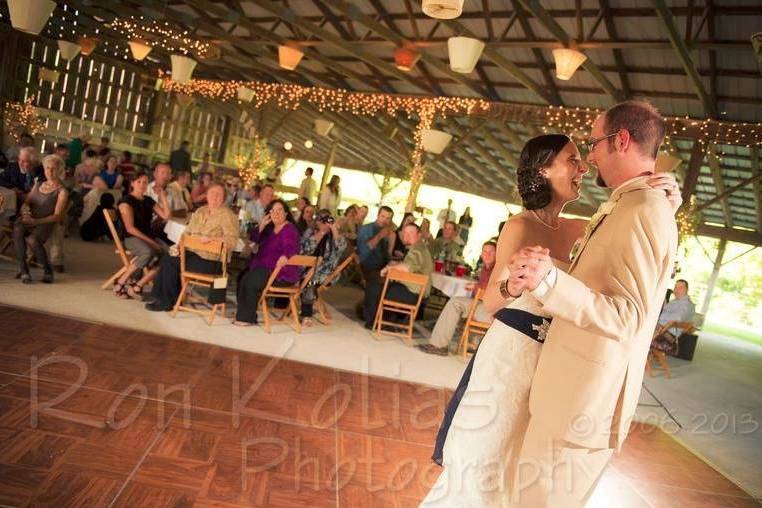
[483,217,530,314]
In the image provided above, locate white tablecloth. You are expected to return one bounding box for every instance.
[164,219,246,252]
[430,272,474,298]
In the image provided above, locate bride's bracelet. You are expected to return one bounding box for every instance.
[499,279,517,299]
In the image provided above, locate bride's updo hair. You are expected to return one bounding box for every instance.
[517,134,572,210]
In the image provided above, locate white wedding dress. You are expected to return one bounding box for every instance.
[421,260,569,507]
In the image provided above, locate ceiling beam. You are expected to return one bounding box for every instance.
[516,0,624,103]
[598,0,632,98]
[650,0,717,118]
[247,0,433,95]
[751,147,762,234]
[697,224,762,247]
[680,141,705,203]
[322,0,488,98]
[697,169,762,215]
[441,18,555,105]
[706,145,734,226]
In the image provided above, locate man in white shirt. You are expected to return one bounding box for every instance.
[147,163,186,217]
[297,167,317,202]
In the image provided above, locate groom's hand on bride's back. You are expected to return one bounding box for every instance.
[508,246,552,292]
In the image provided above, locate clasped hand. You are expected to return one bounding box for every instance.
[507,246,553,295]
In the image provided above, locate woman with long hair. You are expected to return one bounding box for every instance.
[421,134,681,506]
[317,174,341,214]
[234,198,301,326]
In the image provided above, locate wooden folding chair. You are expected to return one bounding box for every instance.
[0,224,13,262]
[259,255,318,333]
[647,321,696,378]
[171,235,228,325]
[456,288,492,360]
[101,208,136,289]
[314,254,356,325]
[372,269,429,346]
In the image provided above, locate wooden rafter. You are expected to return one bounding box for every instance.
[651,0,717,117]
[516,0,624,103]
[680,141,705,203]
[322,0,488,98]
[509,0,564,106]
[696,172,762,215]
[706,144,733,226]
[441,18,554,105]
[598,0,632,98]
[751,148,762,234]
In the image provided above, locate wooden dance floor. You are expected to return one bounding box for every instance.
[0,305,755,507]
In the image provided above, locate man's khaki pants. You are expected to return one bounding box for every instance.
[513,419,613,507]
[429,296,492,348]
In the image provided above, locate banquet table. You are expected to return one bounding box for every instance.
[430,272,475,298]
[164,219,246,252]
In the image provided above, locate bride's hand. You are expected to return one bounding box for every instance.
[647,173,682,214]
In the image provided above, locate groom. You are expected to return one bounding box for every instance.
[508,101,678,506]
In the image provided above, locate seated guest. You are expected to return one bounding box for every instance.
[169,170,193,212]
[100,155,124,190]
[80,192,116,242]
[418,241,497,355]
[191,172,212,208]
[299,209,347,326]
[292,196,310,222]
[243,183,274,225]
[390,212,415,261]
[0,146,44,194]
[146,183,239,312]
[12,155,69,284]
[356,206,395,318]
[429,220,464,262]
[356,204,368,226]
[117,150,137,182]
[5,132,35,164]
[652,279,696,355]
[97,136,111,159]
[420,217,434,243]
[53,144,71,174]
[364,223,433,329]
[113,172,170,299]
[224,176,245,208]
[73,151,101,192]
[337,204,359,245]
[296,204,315,233]
[234,199,300,326]
[147,163,187,218]
[79,176,115,225]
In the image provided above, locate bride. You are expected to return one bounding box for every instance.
[421,134,679,506]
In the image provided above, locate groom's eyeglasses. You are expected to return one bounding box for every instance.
[585,132,620,152]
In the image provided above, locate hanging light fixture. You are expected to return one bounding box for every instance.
[38,67,60,83]
[278,45,304,70]
[314,119,335,137]
[655,152,683,173]
[283,141,293,151]
[304,140,313,149]
[57,40,81,61]
[154,78,164,91]
[552,48,587,80]
[128,39,152,61]
[447,36,484,74]
[421,129,453,154]
[170,54,197,84]
[237,86,255,102]
[78,37,98,56]
[422,0,464,20]
[394,47,420,72]
[7,0,55,35]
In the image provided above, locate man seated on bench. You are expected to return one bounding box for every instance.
[364,222,433,330]
[418,240,497,355]
[652,279,696,355]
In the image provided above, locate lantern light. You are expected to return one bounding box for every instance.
[57,40,81,61]
[7,0,55,35]
[128,39,152,61]
[421,129,452,154]
[552,48,587,80]
[422,0,464,20]
[447,36,484,74]
[170,54,197,84]
[394,47,420,71]
[283,141,293,151]
[278,45,304,70]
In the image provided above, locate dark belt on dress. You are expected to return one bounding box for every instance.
[494,308,552,343]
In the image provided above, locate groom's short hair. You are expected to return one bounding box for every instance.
[603,100,665,160]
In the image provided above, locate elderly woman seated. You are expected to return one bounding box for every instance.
[233,198,301,326]
[299,209,347,326]
[12,154,69,283]
[113,171,170,299]
[145,183,239,312]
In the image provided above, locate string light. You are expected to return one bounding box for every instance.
[3,98,45,143]
[234,136,275,187]
[676,196,700,245]
[107,17,213,58]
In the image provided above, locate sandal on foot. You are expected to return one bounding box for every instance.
[127,282,144,299]
[113,282,130,299]
[20,272,32,284]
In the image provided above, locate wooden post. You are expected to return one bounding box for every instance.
[318,139,339,194]
[700,237,727,316]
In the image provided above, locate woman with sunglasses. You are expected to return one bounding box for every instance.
[298,209,347,326]
[234,198,300,326]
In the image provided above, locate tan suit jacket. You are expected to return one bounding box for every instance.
[529,176,677,451]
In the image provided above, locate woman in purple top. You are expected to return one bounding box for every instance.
[234,198,300,326]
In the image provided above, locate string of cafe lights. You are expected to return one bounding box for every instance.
[107,17,213,58]
[3,98,45,143]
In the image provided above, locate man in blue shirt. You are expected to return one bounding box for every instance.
[652,279,696,354]
[356,205,395,319]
